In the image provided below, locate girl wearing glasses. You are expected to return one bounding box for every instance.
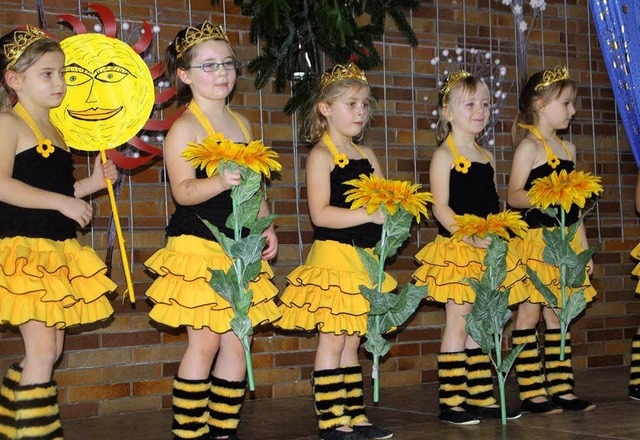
[144,21,279,440]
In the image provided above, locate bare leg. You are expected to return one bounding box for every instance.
[18,321,62,385]
[178,326,221,380]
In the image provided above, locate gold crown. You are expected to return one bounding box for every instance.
[320,64,368,91]
[440,70,472,106]
[4,25,48,70]
[534,65,571,91]
[175,20,229,59]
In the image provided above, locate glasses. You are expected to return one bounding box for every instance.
[187,61,240,72]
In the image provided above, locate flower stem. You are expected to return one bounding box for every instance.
[243,335,255,391]
[372,224,389,404]
[494,331,507,425]
[559,209,567,361]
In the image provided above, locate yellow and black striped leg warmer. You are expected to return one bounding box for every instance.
[437,352,468,409]
[171,376,211,440]
[629,335,640,391]
[312,368,350,435]
[14,381,63,440]
[207,376,246,439]
[465,348,497,408]
[544,329,574,397]
[0,364,22,440]
[342,365,368,426]
[512,329,548,402]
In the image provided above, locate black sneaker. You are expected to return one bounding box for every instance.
[630,386,640,400]
[465,405,522,420]
[353,424,393,439]
[438,407,480,425]
[521,398,563,414]
[551,395,596,411]
[320,428,369,440]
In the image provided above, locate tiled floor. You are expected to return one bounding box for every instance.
[65,366,640,440]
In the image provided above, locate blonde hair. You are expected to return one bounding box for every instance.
[512,70,577,146]
[303,77,374,145]
[435,74,488,145]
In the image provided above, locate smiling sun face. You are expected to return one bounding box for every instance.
[50,33,154,151]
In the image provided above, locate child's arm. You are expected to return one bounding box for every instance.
[0,114,93,227]
[73,155,118,198]
[430,146,490,248]
[307,145,384,228]
[507,137,538,209]
[165,116,241,206]
[259,198,277,260]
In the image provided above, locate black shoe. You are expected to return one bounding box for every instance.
[438,407,480,425]
[465,405,522,420]
[551,395,596,411]
[320,429,369,440]
[353,424,393,439]
[630,386,640,400]
[521,398,563,414]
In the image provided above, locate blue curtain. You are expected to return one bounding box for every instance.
[590,1,640,166]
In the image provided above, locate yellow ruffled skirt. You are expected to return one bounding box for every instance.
[144,235,280,332]
[276,239,398,335]
[512,228,597,306]
[631,242,640,294]
[0,236,116,329]
[412,235,528,305]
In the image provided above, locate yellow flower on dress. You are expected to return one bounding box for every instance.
[182,133,282,178]
[527,169,603,213]
[451,211,529,241]
[334,153,349,168]
[343,173,433,222]
[36,139,54,158]
[454,156,471,174]
[547,154,560,169]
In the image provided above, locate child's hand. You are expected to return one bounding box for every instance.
[587,258,594,276]
[59,197,93,228]
[368,208,385,225]
[261,225,278,260]
[91,155,118,188]
[218,169,242,190]
[463,235,492,249]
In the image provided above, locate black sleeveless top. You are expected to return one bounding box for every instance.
[0,147,77,241]
[314,158,381,248]
[523,159,580,228]
[437,162,500,236]
[166,166,245,240]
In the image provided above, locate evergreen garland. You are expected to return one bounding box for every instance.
[212,0,419,117]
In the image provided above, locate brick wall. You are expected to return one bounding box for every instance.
[0,0,637,419]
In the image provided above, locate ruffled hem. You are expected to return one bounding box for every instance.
[0,236,115,328]
[412,235,527,305]
[276,240,398,335]
[144,235,280,330]
[276,302,367,336]
[512,228,597,306]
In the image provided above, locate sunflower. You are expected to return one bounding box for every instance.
[182,134,282,178]
[454,156,471,174]
[451,210,528,241]
[527,169,603,213]
[343,173,433,222]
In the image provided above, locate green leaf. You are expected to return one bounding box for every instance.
[232,286,254,317]
[243,259,263,287]
[565,219,580,243]
[363,322,391,358]
[208,267,240,306]
[230,313,254,340]
[381,209,413,258]
[360,285,398,316]
[201,218,236,257]
[231,168,262,206]
[228,191,263,231]
[541,227,569,267]
[230,235,266,285]
[465,313,494,353]
[565,248,595,288]
[355,246,379,286]
[525,266,558,308]
[250,214,277,236]
[483,237,508,290]
[379,283,425,333]
[558,289,587,324]
[497,344,525,376]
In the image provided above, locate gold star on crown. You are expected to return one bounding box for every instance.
[534,65,571,91]
[320,64,368,92]
[440,70,472,106]
[4,25,48,70]
[175,20,229,59]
